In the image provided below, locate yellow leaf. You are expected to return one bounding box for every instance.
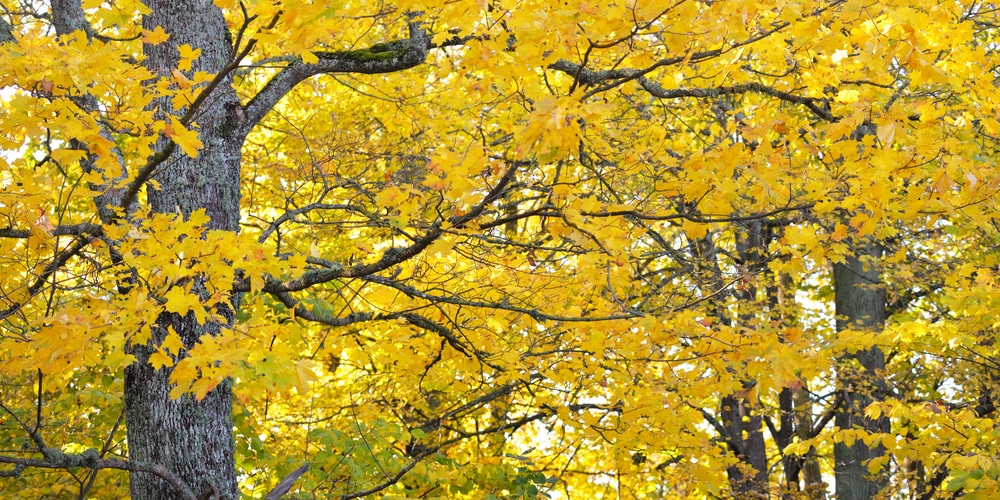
[149,349,174,370]
[142,26,170,45]
[294,359,318,394]
[177,44,201,71]
[300,50,319,65]
[830,223,849,242]
[163,119,202,157]
[162,327,186,355]
[864,403,883,420]
[876,122,895,149]
[171,68,192,89]
[868,456,885,474]
[163,287,198,315]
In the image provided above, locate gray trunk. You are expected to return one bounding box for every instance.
[833,243,889,500]
[124,2,245,498]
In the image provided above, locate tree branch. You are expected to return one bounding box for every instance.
[636,79,837,122]
[242,161,521,294]
[339,447,437,500]
[242,14,430,134]
[264,463,309,500]
[0,223,102,239]
[0,454,197,500]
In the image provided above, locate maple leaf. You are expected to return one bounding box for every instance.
[163,118,203,157]
[177,44,201,71]
[149,349,174,370]
[163,287,198,316]
[142,26,170,45]
[5,1,1000,499]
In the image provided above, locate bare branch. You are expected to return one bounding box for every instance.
[0,454,197,500]
[636,79,836,122]
[264,463,309,500]
[0,223,102,239]
[242,15,430,133]
[339,448,436,500]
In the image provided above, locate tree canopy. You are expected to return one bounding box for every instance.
[1,0,1000,498]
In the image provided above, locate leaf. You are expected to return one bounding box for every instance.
[142,26,170,45]
[946,474,967,492]
[294,359,318,394]
[300,50,319,64]
[149,349,174,370]
[163,119,203,157]
[171,68,192,89]
[163,287,198,315]
[161,327,186,355]
[177,44,201,71]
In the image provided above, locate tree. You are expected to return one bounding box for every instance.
[2,0,1000,499]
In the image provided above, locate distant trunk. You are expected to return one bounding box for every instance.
[721,220,768,496]
[721,391,769,495]
[123,2,246,498]
[833,242,889,500]
[794,385,824,498]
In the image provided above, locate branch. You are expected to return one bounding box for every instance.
[242,14,430,132]
[339,448,437,500]
[269,289,502,367]
[0,236,90,321]
[360,275,640,323]
[551,56,836,122]
[264,463,309,500]
[636,79,837,122]
[116,142,176,219]
[0,454,197,500]
[271,291,378,327]
[0,223,102,239]
[548,0,848,119]
[242,161,522,295]
[581,203,815,224]
[810,391,844,438]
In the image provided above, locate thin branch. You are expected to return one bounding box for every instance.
[242,161,521,294]
[0,223,102,239]
[339,448,437,500]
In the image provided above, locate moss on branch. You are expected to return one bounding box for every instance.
[314,40,410,63]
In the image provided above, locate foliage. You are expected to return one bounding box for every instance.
[1,0,1000,498]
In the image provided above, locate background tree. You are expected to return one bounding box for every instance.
[2,0,1000,499]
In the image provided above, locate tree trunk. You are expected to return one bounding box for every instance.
[123,2,246,498]
[721,392,769,497]
[794,385,824,498]
[721,220,769,497]
[833,242,890,500]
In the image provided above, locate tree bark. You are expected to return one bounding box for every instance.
[123,2,245,498]
[833,242,890,500]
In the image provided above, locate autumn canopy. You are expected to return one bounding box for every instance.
[1,0,999,498]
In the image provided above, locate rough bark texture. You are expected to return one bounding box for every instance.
[833,243,890,500]
[123,1,245,498]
